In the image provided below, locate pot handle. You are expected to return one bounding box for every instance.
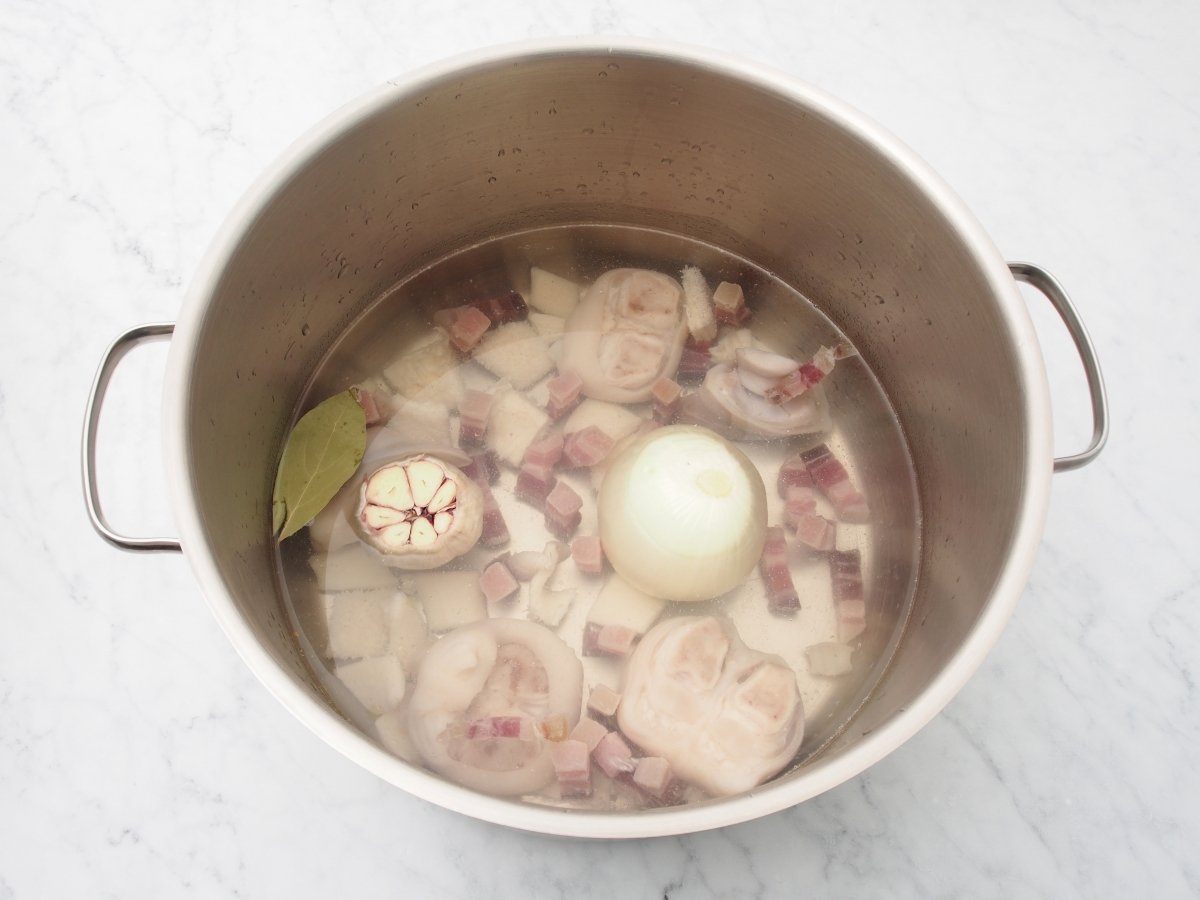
[82,322,183,552]
[1009,263,1109,472]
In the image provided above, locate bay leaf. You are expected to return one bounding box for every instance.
[272,389,366,541]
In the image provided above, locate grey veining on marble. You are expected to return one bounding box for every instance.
[2,0,1198,897]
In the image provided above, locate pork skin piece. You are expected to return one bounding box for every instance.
[407,619,583,796]
[617,616,804,797]
[559,268,688,403]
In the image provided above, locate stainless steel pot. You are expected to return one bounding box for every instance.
[82,39,1107,837]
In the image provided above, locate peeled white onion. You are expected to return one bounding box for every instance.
[597,425,767,601]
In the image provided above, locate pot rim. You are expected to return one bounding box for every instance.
[164,36,1052,839]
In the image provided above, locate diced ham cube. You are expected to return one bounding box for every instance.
[596,624,637,657]
[633,756,678,801]
[550,739,592,797]
[712,281,749,325]
[677,341,712,381]
[478,483,509,547]
[544,481,583,539]
[650,376,683,424]
[571,535,604,574]
[515,462,556,506]
[437,305,493,353]
[467,290,528,325]
[828,549,864,603]
[801,444,870,523]
[837,600,867,643]
[777,455,814,496]
[546,371,584,420]
[562,425,615,468]
[760,526,800,616]
[457,389,494,447]
[523,430,564,469]
[352,388,385,427]
[592,731,636,779]
[782,485,818,528]
[794,513,836,551]
[586,685,621,729]
[569,717,608,752]
[466,716,534,740]
[479,560,519,606]
[461,451,500,486]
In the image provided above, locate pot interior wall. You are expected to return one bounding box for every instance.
[182,49,1035,779]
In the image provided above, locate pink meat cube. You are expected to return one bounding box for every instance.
[523,430,564,469]
[546,371,584,420]
[677,341,712,381]
[794,514,836,552]
[650,376,682,424]
[837,598,867,643]
[478,483,509,547]
[458,389,494,447]
[353,388,385,427]
[550,739,593,797]
[568,717,608,753]
[777,455,814,496]
[633,756,677,800]
[801,444,870,523]
[461,451,500,486]
[544,480,583,539]
[571,535,604,574]
[592,731,636,779]
[447,306,492,353]
[586,685,621,729]
[480,560,519,606]
[515,462,556,506]
[782,485,818,528]
[596,624,637,657]
[562,425,614,468]
[467,290,528,325]
[829,549,864,603]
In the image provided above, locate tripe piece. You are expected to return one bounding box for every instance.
[487,386,551,466]
[562,398,644,443]
[320,589,390,659]
[529,267,582,318]
[805,642,854,677]
[586,574,667,635]
[680,265,718,342]
[529,312,567,338]
[309,543,396,593]
[382,328,463,405]
[385,592,428,670]
[335,655,407,715]
[407,570,487,632]
[473,321,555,389]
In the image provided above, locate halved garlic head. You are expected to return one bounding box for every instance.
[618,616,804,797]
[597,425,767,601]
[355,454,483,570]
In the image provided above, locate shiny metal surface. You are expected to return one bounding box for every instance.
[159,40,1062,836]
[1009,262,1109,472]
[82,322,182,553]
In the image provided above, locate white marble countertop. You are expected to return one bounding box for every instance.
[3,1,1197,896]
